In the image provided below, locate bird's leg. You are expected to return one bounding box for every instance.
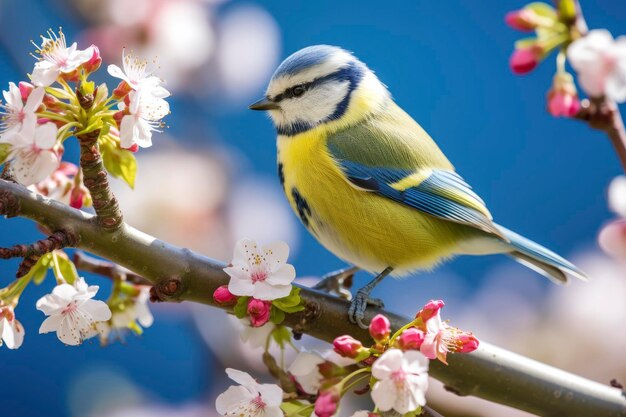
[312,266,359,300]
[348,266,393,329]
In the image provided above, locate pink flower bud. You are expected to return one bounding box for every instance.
[70,187,85,209]
[599,220,626,259]
[510,46,542,74]
[113,81,132,100]
[18,82,34,101]
[43,93,62,110]
[397,327,425,350]
[505,9,539,32]
[417,299,445,322]
[314,390,339,417]
[333,335,363,358]
[547,73,580,118]
[369,314,391,341]
[213,285,237,305]
[247,298,271,327]
[455,333,479,353]
[83,45,102,74]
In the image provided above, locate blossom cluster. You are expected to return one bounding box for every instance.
[216,300,479,417]
[599,176,626,259]
[0,28,170,190]
[506,1,626,117]
[216,239,302,329]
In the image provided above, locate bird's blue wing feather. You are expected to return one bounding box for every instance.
[338,159,503,237]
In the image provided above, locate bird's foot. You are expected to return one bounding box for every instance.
[312,266,358,300]
[348,289,385,329]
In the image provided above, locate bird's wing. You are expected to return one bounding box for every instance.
[327,110,504,238]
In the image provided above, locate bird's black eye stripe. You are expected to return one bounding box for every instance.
[274,82,312,102]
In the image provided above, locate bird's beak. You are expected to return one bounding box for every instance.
[249,97,280,111]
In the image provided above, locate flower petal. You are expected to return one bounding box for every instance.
[24,87,45,112]
[371,379,397,412]
[225,368,258,388]
[265,264,295,286]
[263,241,289,271]
[404,350,430,374]
[80,299,112,322]
[372,348,403,379]
[34,123,58,150]
[215,385,254,415]
[257,383,283,407]
[226,275,256,297]
[31,61,60,87]
[39,314,63,334]
[252,282,291,301]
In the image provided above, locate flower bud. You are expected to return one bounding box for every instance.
[510,45,542,74]
[70,187,86,209]
[247,298,271,327]
[333,335,364,358]
[369,314,391,341]
[547,73,580,118]
[213,285,237,305]
[314,390,340,417]
[43,93,62,111]
[397,327,425,350]
[505,9,539,32]
[417,299,445,322]
[83,45,102,74]
[18,81,34,101]
[455,333,479,353]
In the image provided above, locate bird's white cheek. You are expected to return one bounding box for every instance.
[275,81,350,129]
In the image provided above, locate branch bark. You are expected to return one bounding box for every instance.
[1,179,625,417]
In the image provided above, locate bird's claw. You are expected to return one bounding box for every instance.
[348,289,385,329]
[312,267,356,300]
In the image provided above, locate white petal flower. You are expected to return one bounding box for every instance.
[224,239,296,301]
[239,319,275,348]
[7,122,60,186]
[108,50,171,98]
[118,90,169,149]
[36,277,112,345]
[216,368,283,417]
[568,29,626,102]
[0,83,44,142]
[31,30,94,87]
[608,176,626,218]
[371,348,429,414]
[289,350,326,394]
[0,306,25,349]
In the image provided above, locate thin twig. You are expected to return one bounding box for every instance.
[73,251,152,286]
[1,179,625,417]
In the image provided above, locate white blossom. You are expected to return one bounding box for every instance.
[31,30,94,87]
[118,90,169,149]
[224,239,296,301]
[7,122,60,186]
[568,29,626,102]
[108,50,171,99]
[370,349,429,414]
[289,350,326,395]
[0,83,44,141]
[216,368,283,417]
[36,277,112,345]
[608,176,626,218]
[0,306,25,349]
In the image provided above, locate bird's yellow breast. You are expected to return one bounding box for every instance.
[277,123,463,274]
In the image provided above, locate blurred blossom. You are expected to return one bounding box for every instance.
[77,0,279,100]
[608,176,626,217]
[599,176,626,258]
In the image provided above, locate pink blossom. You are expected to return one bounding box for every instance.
[397,327,425,351]
[213,285,238,305]
[314,390,339,417]
[420,309,479,364]
[547,73,580,118]
[247,298,271,327]
[416,299,445,323]
[369,314,391,341]
[510,46,542,74]
[333,335,364,359]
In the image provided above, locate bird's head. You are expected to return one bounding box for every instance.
[250,45,389,136]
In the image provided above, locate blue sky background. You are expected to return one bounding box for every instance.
[0,0,625,416]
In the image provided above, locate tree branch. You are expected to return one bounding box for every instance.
[1,179,625,416]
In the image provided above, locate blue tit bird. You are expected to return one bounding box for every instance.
[249,45,587,328]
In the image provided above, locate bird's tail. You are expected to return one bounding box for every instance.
[495,224,588,284]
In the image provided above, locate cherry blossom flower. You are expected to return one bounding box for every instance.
[599,176,626,258]
[6,122,61,186]
[36,277,112,345]
[108,50,171,99]
[239,319,275,348]
[224,239,296,301]
[0,305,25,349]
[118,89,169,149]
[215,368,283,417]
[370,348,429,414]
[96,286,153,344]
[420,309,479,364]
[31,29,94,87]
[568,29,626,102]
[0,83,44,141]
